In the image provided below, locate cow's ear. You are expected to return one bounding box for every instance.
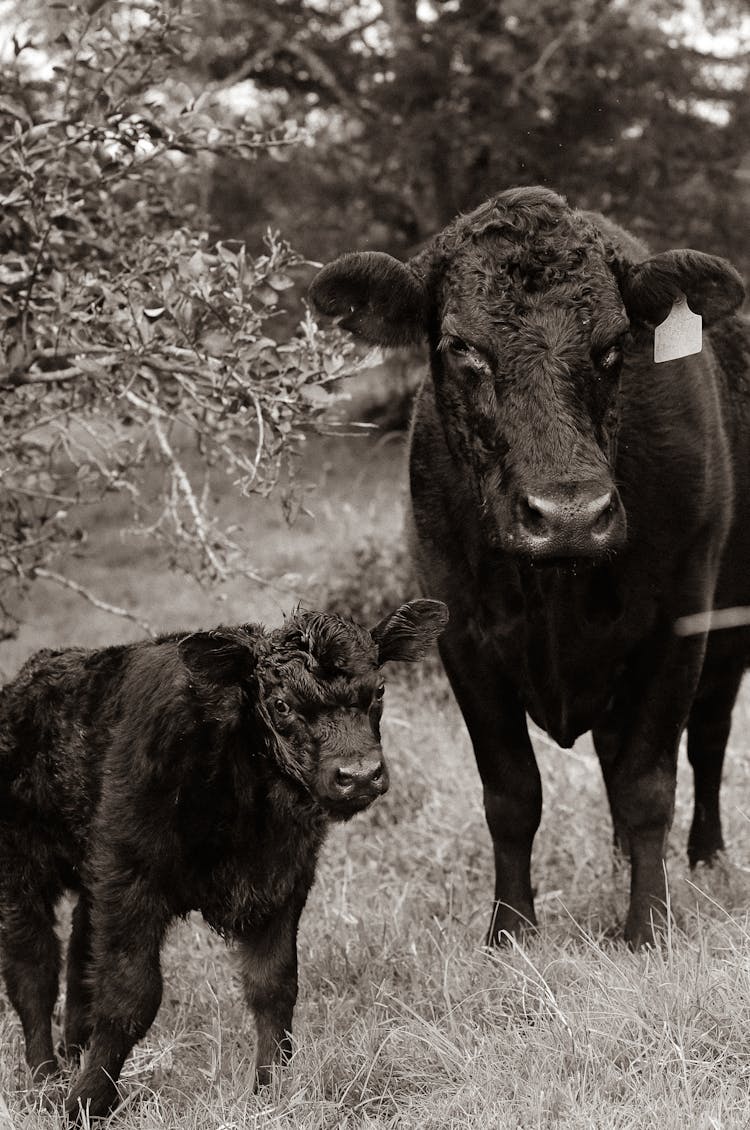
[371,599,449,665]
[178,626,265,686]
[309,251,427,346]
[620,249,744,327]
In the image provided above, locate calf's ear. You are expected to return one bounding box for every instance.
[178,627,264,686]
[371,599,449,665]
[309,251,427,346]
[620,249,744,327]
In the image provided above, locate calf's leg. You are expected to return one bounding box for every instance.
[439,631,542,944]
[0,875,61,1079]
[65,875,170,1121]
[62,893,93,1060]
[686,662,744,867]
[237,896,307,1088]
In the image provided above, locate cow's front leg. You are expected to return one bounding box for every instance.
[439,631,541,943]
[65,872,171,1121]
[607,628,708,947]
[237,896,307,1089]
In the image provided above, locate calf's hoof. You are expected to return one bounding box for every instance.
[65,1075,120,1124]
[253,1064,272,1093]
[58,1038,86,1066]
[30,1055,60,1082]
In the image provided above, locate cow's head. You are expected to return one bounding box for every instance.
[310,187,744,561]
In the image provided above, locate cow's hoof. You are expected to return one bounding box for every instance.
[484,905,537,948]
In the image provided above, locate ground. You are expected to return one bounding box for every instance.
[2,433,750,1129]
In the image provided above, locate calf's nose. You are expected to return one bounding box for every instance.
[334,759,388,797]
[515,481,625,558]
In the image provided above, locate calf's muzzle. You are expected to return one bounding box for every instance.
[319,744,389,814]
[334,758,387,798]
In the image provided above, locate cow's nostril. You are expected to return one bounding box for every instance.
[519,497,549,535]
[335,767,353,786]
[592,501,615,535]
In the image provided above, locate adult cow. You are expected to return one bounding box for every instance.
[310,185,750,948]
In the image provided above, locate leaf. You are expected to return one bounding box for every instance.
[49,270,66,298]
[267,272,295,291]
[76,357,113,375]
[0,97,32,126]
[254,285,278,308]
[216,242,239,266]
[186,250,206,279]
[300,385,333,406]
[202,329,232,354]
[243,336,277,359]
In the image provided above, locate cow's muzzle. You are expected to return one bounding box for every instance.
[510,480,626,560]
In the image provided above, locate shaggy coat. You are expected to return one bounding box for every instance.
[0,600,447,1118]
[311,185,750,949]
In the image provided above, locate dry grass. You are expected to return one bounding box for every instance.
[2,435,750,1129]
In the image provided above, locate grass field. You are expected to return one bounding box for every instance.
[2,434,750,1129]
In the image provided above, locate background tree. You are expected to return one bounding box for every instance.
[203,0,750,273]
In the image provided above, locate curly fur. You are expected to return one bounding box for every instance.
[0,600,446,1118]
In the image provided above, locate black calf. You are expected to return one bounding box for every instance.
[0,600,447,1118]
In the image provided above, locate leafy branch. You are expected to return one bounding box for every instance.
[0,0,358,632]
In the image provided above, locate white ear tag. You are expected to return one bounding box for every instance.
[653,293,702,364]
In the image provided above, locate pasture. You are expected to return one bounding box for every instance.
[2,433,750,1130]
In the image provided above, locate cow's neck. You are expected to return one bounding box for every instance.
[512,561,624,747]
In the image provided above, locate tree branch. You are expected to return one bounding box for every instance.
[32,568,156,636]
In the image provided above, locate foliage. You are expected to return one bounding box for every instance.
[321,534,416,629]
[0,0,354,632]
[201,0,750,274]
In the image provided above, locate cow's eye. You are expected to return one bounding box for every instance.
[274,699,290,716]
[598,344,623,371]
[373,683,385,702]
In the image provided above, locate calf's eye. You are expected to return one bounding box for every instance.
[449,337,470,355]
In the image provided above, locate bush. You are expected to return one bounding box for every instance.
[0,0,353,631]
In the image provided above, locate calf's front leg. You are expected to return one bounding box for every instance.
[0,891,61,1079]
[237,897,307,1089]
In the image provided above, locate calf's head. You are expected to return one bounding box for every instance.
[178,600,448,819]
[311,187,744,562]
